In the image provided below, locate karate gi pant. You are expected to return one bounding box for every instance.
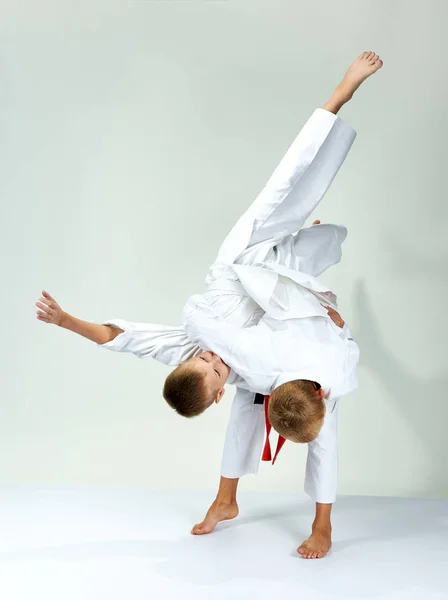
[215,107,357,504]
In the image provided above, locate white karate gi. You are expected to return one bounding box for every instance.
[97,107,357,504]
[183,293,359,502]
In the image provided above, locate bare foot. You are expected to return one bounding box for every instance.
[191,499,239,535]
[297,526,332,559]
[336,51,383,102]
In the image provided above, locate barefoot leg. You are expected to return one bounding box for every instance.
[297,502,333,559]
[191,477,239,535]
[322,51,384,115]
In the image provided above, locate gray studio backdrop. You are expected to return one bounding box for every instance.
[2,0,447,497]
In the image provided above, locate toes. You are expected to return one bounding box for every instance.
[299,542,324,559]
[191,524,205,535]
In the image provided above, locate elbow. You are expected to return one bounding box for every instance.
[104,325,125,343]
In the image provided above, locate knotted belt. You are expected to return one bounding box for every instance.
[254,393,287,465]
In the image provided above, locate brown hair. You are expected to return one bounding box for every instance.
[163,363,216,418]
[268,380,325,443]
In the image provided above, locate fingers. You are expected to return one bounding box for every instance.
[322,304,336,312]
[312,219,321,225]
[36,300,53,314]
[42,290,55,302]
[36,291,56,323]
[40,295,54,308]
[37,292,58,311]
[321,305,344,327]
[41,291,58,308]
[36,300,50,309]
[320,303,344,324]
[37,311,50,323]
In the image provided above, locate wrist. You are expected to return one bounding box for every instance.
[60,311,71,328]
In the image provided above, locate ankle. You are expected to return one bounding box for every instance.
[312,520,332,534]
[215,496,237,506]
[322,86,351,116]
[335,82,353,102]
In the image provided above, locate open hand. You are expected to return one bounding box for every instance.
[36,290,65,326]
[321,304,345,328]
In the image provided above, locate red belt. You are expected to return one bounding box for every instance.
[261,395,287,465]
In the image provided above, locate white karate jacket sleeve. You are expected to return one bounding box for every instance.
[183,295,279,393]
[97,319,198,366]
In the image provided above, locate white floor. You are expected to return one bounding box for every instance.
[0,487,446,600]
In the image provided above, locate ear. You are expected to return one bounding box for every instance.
[317,388,325,399]
[215,388,226,404]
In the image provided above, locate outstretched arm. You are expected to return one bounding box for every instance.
[36,290,195,366]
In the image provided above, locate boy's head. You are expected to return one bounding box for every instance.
[268,379,326,443]
[163,351,230,417]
